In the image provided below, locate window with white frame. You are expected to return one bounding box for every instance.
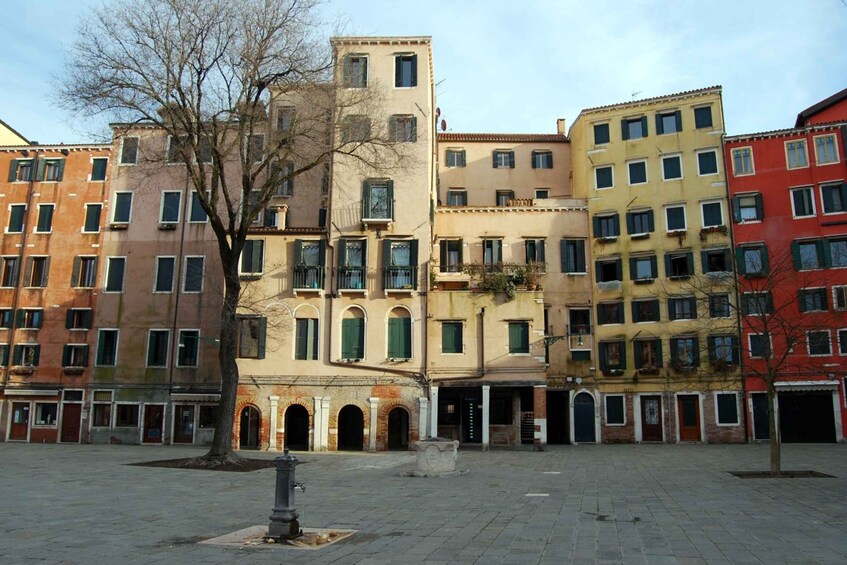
[821,183,847,214]
[791,187,816,218]
[734,193,763,222]
[112,192,133,223]
[807,330,832,356]
[595,165,614,189]
[62,344,89,368]
[343,54,368,88]
[445,148,466,167]
[90,157,108,181]
[697,149,719,176]
[715,393,739,425]
[493,150,514,169]
[833,286,847,310]
[532,150,553,169]
[26,256,48,288]
[182,256,204,293]
[34,403,58,426]
[91,390,113,427]
[115,404,139,427]
[814,134,838,165]
[83,203,102,233]
[731,147,754,175]
[665,205,686,232]
[701,201,724,227]
[799,287,827,312]
[104,257,126,292]
[35,204,54,233]
[160,191,181,223]
[838,329,847,355]
[119,137,139,165]
[147,329,170,367]
[786,139,808,169]
[535,188,549,199]
[743,291,773,315]
[709,294,731,318]
[154,257,175,292]
[829,238,847,267]
[241,240,264,275]
[605,395,625,425]
[189,191,209,222]
[177,329,199,367]
[96,330,119,366]
[447,189,467,206]
[627,159,647,185]
[7,204,25,233]
[593,122,610,145]
[662,154,682,180]
[749,333,771,358]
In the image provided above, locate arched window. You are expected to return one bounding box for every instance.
[387,308,411,360]
[341,308,365,360]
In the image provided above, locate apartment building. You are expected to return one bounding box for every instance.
[569,87,744,444]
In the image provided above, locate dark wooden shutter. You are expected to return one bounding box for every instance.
[674,111,682,132]
[612,214,620,236]
[754,193,764,220]
[12,345,22,365]
[537,240,546,263]
[531,151,538,169]
[626,212,635,234]
[295,319,307,360]
[56,159,65,181]
[257,318,267,359]
[640,116,648,136]
[491,151,497,168]
[508,151,515,169]
[337,238,348,269]
[361,180,370,219]
[410,54,418,87]
[386,180,394,219]
[621,120,629,141]
[646,209,655,232]
[634,340,643,368]
[7,160,18,182]
[760,245,770,273]
[686,253,694,275]
[394,56,402,87]
[655,113,664,135]
[293,240,303,265]
[592,216,601,237]
[62,345,71,367]
[409,240,419,289]
[35,159,46,181]
[732,196,741,222]
[615,259,622,281]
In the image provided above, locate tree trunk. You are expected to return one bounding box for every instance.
[767,378,781,475]
[205,262,243,461]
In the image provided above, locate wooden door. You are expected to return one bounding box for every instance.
[677,395,701,441]
[640,395,663,441]
[573,392,596,443]
[173,405,194,444]
[143,405,164,444]
[10,402,30,440]
[60,403,82,443]
[239,406,260,449]
[751,393,769,440]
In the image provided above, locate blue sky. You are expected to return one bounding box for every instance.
[1,0,846,143]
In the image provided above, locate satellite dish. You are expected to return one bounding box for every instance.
[440,119,447,131]
[435,107,441,117]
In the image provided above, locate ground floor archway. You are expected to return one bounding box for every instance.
[239,405,261,449]
[387,406,409,450]
[284,404,310,450]
[338,404,364,451]
[573,392,596,443]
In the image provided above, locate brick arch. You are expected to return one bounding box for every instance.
[280,401,313,451]
[378,401,417,451]
[233,401,263,450]
[330,401,369,451]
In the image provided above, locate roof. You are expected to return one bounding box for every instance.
[331,36,431,45]
[795,87,847,127]
[0,118,28,144]
[437,133,568,143]
[0,143,111,152]
[573,86,722,124]
[724,119,847,143]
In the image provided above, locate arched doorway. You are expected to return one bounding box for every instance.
[239,405,260,450]
[337,405,364,451]
[573,392,596,443]
[284,405,310,450]
[387,407,409,450]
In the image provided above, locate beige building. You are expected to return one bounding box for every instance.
[569,86,744,444]
[430,130,592,448]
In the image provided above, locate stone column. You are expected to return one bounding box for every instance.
[313,396,322,451]
[418,397,429,441]
[268,395,280,451]
[533,385,547,452]
[368,397,379,452]
[481,385,490,452]
[320,397,330,451]
[430,386,439,438]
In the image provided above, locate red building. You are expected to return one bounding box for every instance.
[725,88,847,443]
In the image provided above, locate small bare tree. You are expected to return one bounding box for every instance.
[59,0,407,464]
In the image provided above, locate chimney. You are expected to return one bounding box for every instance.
[556,119,566,135]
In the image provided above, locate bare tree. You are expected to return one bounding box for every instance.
[58,0,406,464]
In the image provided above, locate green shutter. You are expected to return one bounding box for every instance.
[508,151,515,169]
[735,248,746,275]
[655,113,663,135]
[62,345,71,367]
[640,116,648,137]
[394,55,402,87]
[755,194,764,219]
[674,111,682,131]
[760,245,770,274]
[707,336,716,362]
[0,345,7,365]
[621,120,629,141]
[56,159,65,181]
[293,240,303,265]
[612,214,620,236]
[732,196,741,222]
[646,210,655,232]
[386,180,394,219]
[592,216,601,237]
[656,340,664,367]
[410,54,417,87]
[531,151,538,169]
[791,241,801,270]
[35,159,46,181]
[12,345,22,365]
[615,259,622,281]
[337,238,348,269]
[669,339,679,363]
[629,257,638,280]
[561,240,568,272]
[686,253,694,275]
[634,340,643,367]
[491,151,497,167]
[82,345,89,367]
[626,212,635,234]
[691,337,700,366]
[361,180,370,219]
[388,116,397,141]
[818,239,830,268]
[409,240,419,289]
[700,251,709,273]
[66,309,74,329]
[724,249,733,272]
[257,317,267,359]
[295,318,307,360]
[7,160,18,182]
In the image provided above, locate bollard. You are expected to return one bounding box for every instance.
[268,449,303,540]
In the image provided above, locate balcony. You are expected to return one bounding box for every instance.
[293,265,324,296]
[338,266,367,295]
[383,266,417,292]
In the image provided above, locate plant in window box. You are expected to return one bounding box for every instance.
[602,368,624,376]
[637,366,660,376]
[670,358,695,373]
[699,225,728,241]
[524,262,544,290]
[597,236,617,244]
[10,366,35,375]
[709,358,735,373]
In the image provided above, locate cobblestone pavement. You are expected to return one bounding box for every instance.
[1,442,846,564]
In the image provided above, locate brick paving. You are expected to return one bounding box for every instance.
[1,443,846,564]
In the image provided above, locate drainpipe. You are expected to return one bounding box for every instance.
[167,174,192,395]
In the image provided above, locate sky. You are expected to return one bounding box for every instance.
[1,0,846,144]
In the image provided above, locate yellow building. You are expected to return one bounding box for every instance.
[0,119,28,145]
[570,86,744,444]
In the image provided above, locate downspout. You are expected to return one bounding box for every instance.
[167,174,192,394]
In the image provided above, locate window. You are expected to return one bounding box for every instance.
[394,53,417,87]
[245,134,264,163]
[593,213,620,238]
[670,336,699,369]
[277,106,296,134]
[387,309,412,360]
[708,335,738,365]
[26,257,48,288]
[62,344,89,368]
[701,201,723,227]
[166,135,189,163]
[595,258,622,283]
[91,391,112,427]
[496,190,514,206]
[597,302,624,325]
[9,159,33,181]
[439,239,462,272]
[743,292,773,315]
[814,134,838,165]
[621,116,647,140]
[18,309,44,329]
[749,334,771,358]
[83,204,102,233]
[821,183,847,214]
[694,106,713,129]
[338,239,365,290]
[441,321,463,354]
[697,150,719,176]
[839,329,847,355]
[656,110,681,134]
[72,256,97,288]
[343,54,368,88]
[605,395,625,425]
[701,248,730,273]
[627,160,647,185]
[160,191,181,223]
[390,115,417,143]
[791,187,815,217]
[595,165,614,189]
[40,159,65,182]
[342,115,371,143]
[493,150,515,169]
[665,252,694,278]
[176,330,199,367]
[0,309,10,328]
[66,308,92,330]
[105,257,126,292]
[115,404,139,427]
[630,255,657,281]
[151,257,175,293]
[525,239,545,265]
[112,192,133,223]
[7,204,25,233]
[561,239,586,273]
[35,204,53,233]
[599,340,625,371]
[293,240,325,289]
[737,245,768,276]
[34,403,58,426]
[447,189,467,207]
[241,240,264,275]
[198,406,217,429]
[593,123,610,145]
[634,339,663,370]
[198,136,212,163]
[532,151,553,169]
[733,193,763,222]
[535,189,549,199]
[341,310,365,360]
[834,286,847,312]
[183,257,204,293]
[829,238,847,267]
[445,149,466,167]
[716,393,739,425]
[189,192,208,223]
[626,209,654,235]
[668,297,696,320]
[786,140,808,169]
[662,155,682,180]
[120,137,139,164]
[807,330,832,356]
[146,329,170,367]
[362,179,393,220]
[632,299,660,323]
[13,343,40,366]
[483,239,502,268]
[508,321,530,354]
[384,240,417,290]
[793,240,824,270]
[88,157,108,182]
[1,257,19,287]
[237,316,266,359]
[799,288,827,312]
[295,318,319,360]
[732,147,754,175]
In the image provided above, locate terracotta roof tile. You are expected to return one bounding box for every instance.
[437,133,568,143]
[578,85,722,114]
